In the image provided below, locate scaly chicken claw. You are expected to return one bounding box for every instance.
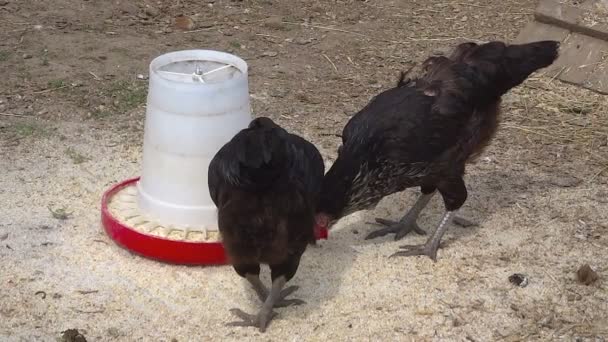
[365,192,435,240]
[226,308,278,333]
[274,285,306,308]
[367,217,427,240]
[390,244,439,262]
[249,281,305,308]
[276,298,306,307]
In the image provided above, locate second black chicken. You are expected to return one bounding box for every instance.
[208,117,325,332]
[315,40,560,261]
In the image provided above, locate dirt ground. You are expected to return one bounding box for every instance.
[1,0,607,341]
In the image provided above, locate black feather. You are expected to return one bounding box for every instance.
[208,116,324,280]
[318,40,559,221]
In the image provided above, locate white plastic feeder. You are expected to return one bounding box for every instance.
[101,50,251,265]
[137,50,251,230]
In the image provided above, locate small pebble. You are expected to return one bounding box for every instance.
[117,2,138,15]
[144,6,160,17]
[199,22,215,29]
[296,92,311,102]
[0,233,8,241]
[508,273,529,287]
[594,190,608,203]
[22,53,33,59]
[264,16,286,30]
[539,316,553,328]
[106,327,120,338]
[549,175,582,188]
[576,264,599,285]
[269,89,287,98]
[174,15,195,31]
[567,293,582,302]
[136,74,148,80]
[262,51,278,57]
[295,38,313,45]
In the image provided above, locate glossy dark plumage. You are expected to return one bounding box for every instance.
[317,40,559,260]
[208,116,325,331]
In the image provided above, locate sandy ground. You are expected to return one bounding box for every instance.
[1,0,608,341]
[3,121,608,342]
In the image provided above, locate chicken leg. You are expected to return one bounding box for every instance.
[366,187,476,241]
[227,275,291,332]
[365,192,435,240]
[245,274,305,308]
[390,210,455,261]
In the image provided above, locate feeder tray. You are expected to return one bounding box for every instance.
[102,177,227,265]
[102,178,329,265]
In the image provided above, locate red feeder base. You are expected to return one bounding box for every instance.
[101,177,328,265]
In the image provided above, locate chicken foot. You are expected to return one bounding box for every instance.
[365,192,434,240]
[228,275,292,332]
[390,210,455,261]
[366,190,476,241]
[246,274,305,308]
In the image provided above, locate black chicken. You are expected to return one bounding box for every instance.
[208,117,324,332]
[314,40,559,260]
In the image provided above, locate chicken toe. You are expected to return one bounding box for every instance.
[389,211,455,261]
[246,277,304,307]
[275,298,306,308]
[366,217,427,240]
[227,275,294,333]
[226,308,278,332]
[274,285,306,308]
[365,192,435,240]
[390,244,439,261]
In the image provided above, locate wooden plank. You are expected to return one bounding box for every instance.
[555,33,607,84]
[535,0,608,41]
[513,21,570,45]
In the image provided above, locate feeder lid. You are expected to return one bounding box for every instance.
[156,60,241,84]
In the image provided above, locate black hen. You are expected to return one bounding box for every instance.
[315,40,559,261]
[208,117,325,331]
